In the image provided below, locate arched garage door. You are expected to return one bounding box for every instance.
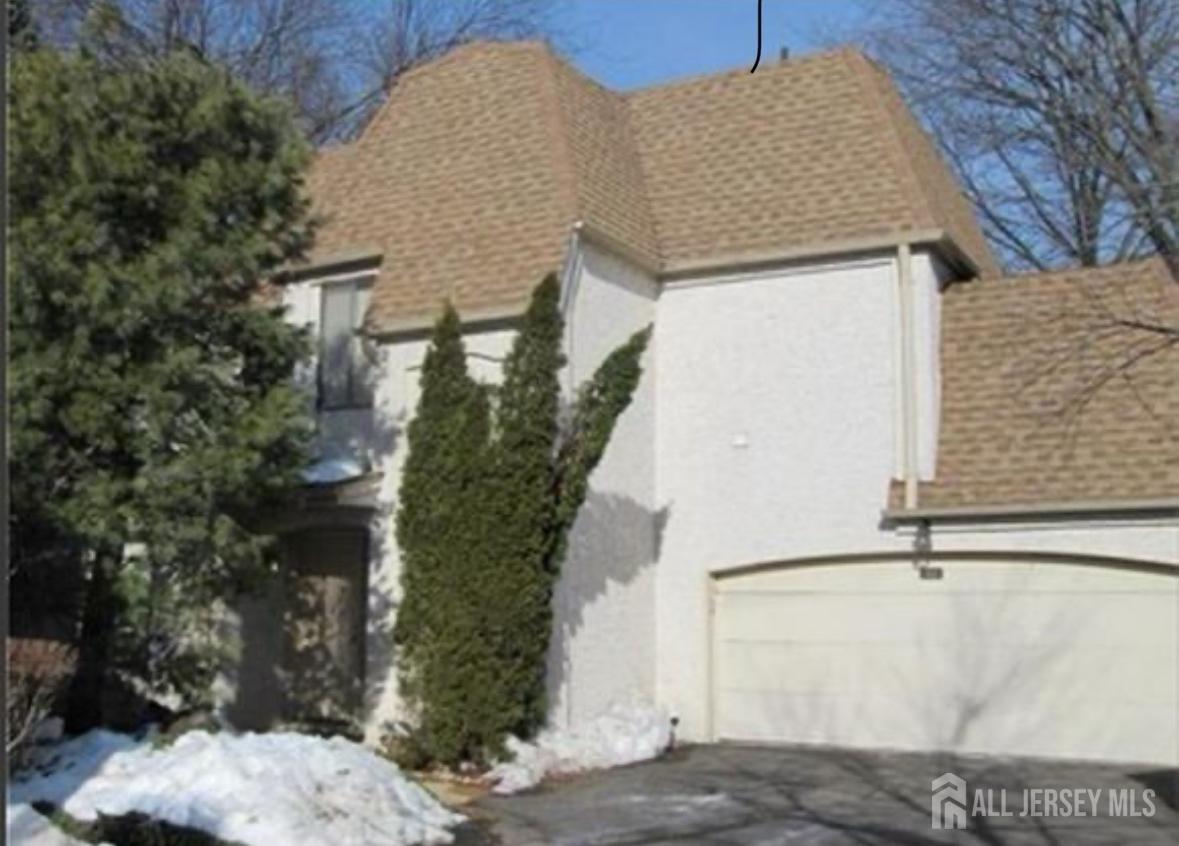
[711,555,1179,765]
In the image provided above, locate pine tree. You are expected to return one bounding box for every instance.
[9,49,315,729]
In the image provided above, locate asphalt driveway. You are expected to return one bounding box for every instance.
[461,744,1179,845]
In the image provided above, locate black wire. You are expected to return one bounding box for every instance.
[750,0,763,73]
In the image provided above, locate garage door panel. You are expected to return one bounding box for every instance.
[716,593,944,642]
[712,559,1179,765]
[717,589,1176,649]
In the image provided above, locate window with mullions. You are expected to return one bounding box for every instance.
[318,278,374,409]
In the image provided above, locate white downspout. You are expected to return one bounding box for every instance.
[556,221,584,729]
[898,242,919,509]
[559,222,585,397]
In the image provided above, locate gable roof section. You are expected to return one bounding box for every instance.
[898,259,1179,512]
[303,41,997,333]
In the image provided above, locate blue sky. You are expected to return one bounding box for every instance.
[553,0,871,90]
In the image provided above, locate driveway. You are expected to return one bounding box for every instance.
[460,744,1179,845]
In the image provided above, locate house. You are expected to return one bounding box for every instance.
[222,41,1179,766]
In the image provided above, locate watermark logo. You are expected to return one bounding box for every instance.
[931,772,1157,829]
[931,773,968,829]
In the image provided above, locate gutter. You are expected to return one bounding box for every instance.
[363,303,523,342]
[883,498,1179,525]
[660,228,977,281]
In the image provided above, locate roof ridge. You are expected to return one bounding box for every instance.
[345,41,553,147]
[619,95,663,265]
[623,44,862,98]
[843,50,934,234]
[537,47,582,229]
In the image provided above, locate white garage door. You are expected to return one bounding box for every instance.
[712,557,1179,764]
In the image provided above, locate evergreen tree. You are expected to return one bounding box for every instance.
[8,0,38,52]
[9,49,315,729]
[482,274,564,738]
[393,305,496,763]
[395,275,650,766]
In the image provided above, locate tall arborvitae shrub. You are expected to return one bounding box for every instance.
[393,305,496,764]
[482,276,565,738]
[396,275,650,767]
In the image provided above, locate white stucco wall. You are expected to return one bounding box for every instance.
[280,245,660,738]
[548,240,658,728]
[280,245,1178,752]
[649,251,1178,742]
[653,255,916,738]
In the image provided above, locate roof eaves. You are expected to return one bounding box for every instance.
[574,220,662,276]
[659,229,952,280]
[273,248,383,283]
[364,301,526,342]
[883,497,1179,525]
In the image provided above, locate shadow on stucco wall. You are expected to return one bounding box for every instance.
[546,489,669,725]
[223,394,403,736]
[358,402,407,740]
[361,508,401,736]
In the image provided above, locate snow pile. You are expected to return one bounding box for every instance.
[12,730,140,805]
[10,730,463,846]
[489,703,671,794]
[7,802,106,846]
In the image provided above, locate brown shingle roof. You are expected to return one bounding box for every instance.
[897,259,1179,511]
[304,41,996,333]
[627,49,997,275]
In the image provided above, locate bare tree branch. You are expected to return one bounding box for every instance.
[34,0,562,144]
[855,0,1177,276]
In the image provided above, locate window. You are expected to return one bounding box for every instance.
[318,277,374,409]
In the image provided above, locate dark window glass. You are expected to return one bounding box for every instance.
[318,279,373,408]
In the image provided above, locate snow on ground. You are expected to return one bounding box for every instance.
[10,729,463,846]
[489,703,671,794]
[6,802,110,846]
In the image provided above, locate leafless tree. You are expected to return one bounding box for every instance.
[7,639,77,768]
[34,0,560,144]
[855,0,1178,277]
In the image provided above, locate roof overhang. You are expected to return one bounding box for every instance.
[272,248,384,284]
[314,228,983,340]
[883,497,1179,526]
[573,220,662,276]
[659,228,979,282]
[364,302,525,342]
